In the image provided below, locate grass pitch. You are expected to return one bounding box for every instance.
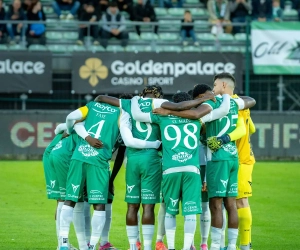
[1,161,300,250]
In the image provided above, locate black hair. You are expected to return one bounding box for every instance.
[119,93,133,99]
[187,89,193,98]
[185,10,191,14]
[140,85,164,98]
[192,84,212,99]
[109,1,118,7]
[213,72,236,85]
[172,92,192,103]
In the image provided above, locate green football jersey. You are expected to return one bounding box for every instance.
[150,113,201,171]
[44,133,63,158]
[50,132,78,161]
[72,101,121,165]
[120,98,161,155]
[203,96,239,161]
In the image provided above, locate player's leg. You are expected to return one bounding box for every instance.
[59,159,85,249]
[141,155,162,250]
[162,172,181,250]
[156,202,167,250]
[86,162,109,250]
[223,160,240,250]
[84,200,91,245]
[220,204,227,250]
[125,155,141,250]
[182,171,202,250]
[200,165,210,250]
[99,200,114,249]
[206,161,227,250]
[236,163,253,250]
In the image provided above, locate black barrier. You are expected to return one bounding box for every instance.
[0,111,300,159]
[0,52,52,93]
[72,52,243,94]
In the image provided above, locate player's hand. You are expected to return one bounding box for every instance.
[153,107,170,116]
[202,92,216,103]
[202,182,207,192]
[61,132,69,139]
[85,136,103,148]
[207,134,231,151]
[109,180,114,196]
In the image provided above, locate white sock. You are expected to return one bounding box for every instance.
[200,202,210,245]
[142,225,154,250]
[227,228,238,250]
[240,245,250,250]
[165,213,176,249]
[59,205,74,247]
[137,210,141,242]
[183,215,197,250]
[56,202,64,246]
[84,201,91,244]
[156,203,166,242]
[100,204,112,246]
[73,202,87,250]
[221,204,227,248]
[210,227,222,250]
[126,225,138,250]
[89,211,106,250]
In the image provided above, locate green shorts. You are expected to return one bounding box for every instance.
[42,154,52,199]
[66,159,110,204]
[50,155,70,200]
[162,167,202,216]
[200,165,208,203]
[125,152,161,204]
[206,160,239,198]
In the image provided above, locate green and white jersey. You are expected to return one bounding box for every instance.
[150,113,201,171]
[120,98,166,155]
[203,95,239,161]
[50,132,78,161]
[44,133,63,158]
[72,101,121,165]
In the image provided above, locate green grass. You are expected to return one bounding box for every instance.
[1,161,300,249]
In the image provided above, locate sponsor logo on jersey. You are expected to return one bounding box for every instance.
[220,179,228,188]
[93,103,118,113]
[141,189,154,194]
[59,187,66,191]
[228,183,238,194]
[183,201,198,213]
[139,101,151,111]
[90,190,102,194]
[78,145,99,157]
[50,180,56,188]
[172,152,192,163]
[52,141,62,151]
[170,197,179,207]
[222,143,237,156]
[248,181,252,186]
[72,184,80,193]
[79,58,108,87]
[141,189,156,200]
[127,184,135,194]
[0,59,45,74]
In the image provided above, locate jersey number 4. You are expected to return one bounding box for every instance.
[87,120,105,139]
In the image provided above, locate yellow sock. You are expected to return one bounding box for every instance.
[237,207,252,246]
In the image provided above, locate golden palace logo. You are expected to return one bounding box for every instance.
[79,58,108,87]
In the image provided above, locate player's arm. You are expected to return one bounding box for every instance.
[120,110,161,149]
[94,95,120,107]
[73,122,103,149]
[160,92,216,111]
[233,96,256,110]
[54,123,67,135]
[249,116,256,134]
[131,96,152,123]
[66,106,88,134]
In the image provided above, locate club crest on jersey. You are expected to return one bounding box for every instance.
[172,152,192,163]
[170,198,179,207]
[127,184,135,194]
[52,141,62,151]
[78,145,99,157]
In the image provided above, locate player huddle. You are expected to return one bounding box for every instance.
[43,72,256,250]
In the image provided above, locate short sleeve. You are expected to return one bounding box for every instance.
[120,99,131,113]
[149,112,160,124]
[202,99,216,110]
[152,98,169,109]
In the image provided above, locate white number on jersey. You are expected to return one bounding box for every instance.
[136,121,152,141]
[217,114,238,137]
[87,120,105,139]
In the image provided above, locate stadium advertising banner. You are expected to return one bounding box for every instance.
[251,22,300,75]
[71,52,243,94]
[1,111,300,159]
[0,52,52,93]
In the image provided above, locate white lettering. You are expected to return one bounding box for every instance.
[283,124,298,148]
[37,122,53,148]
[0,59,45,74]
[11,122,35,148]
[256,123,272,148]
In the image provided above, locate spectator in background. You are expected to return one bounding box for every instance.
[22,0,31,11]
[180,10,199,46]
[0,0,6,43]
[207,0,232,34]
[230,0,251,34]
[272,0,283,21]
[117,0,133,20]
[133,0,158,36]
[96,0,109,13]
[27,0,46,46]
[52,0,80,20]
[5,0,26,44]
[251,0,272,21]
[164,0,184,8]
[77,2,99,45]
[101,1,128,48]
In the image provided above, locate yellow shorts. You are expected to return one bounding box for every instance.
[236,164,253,199]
